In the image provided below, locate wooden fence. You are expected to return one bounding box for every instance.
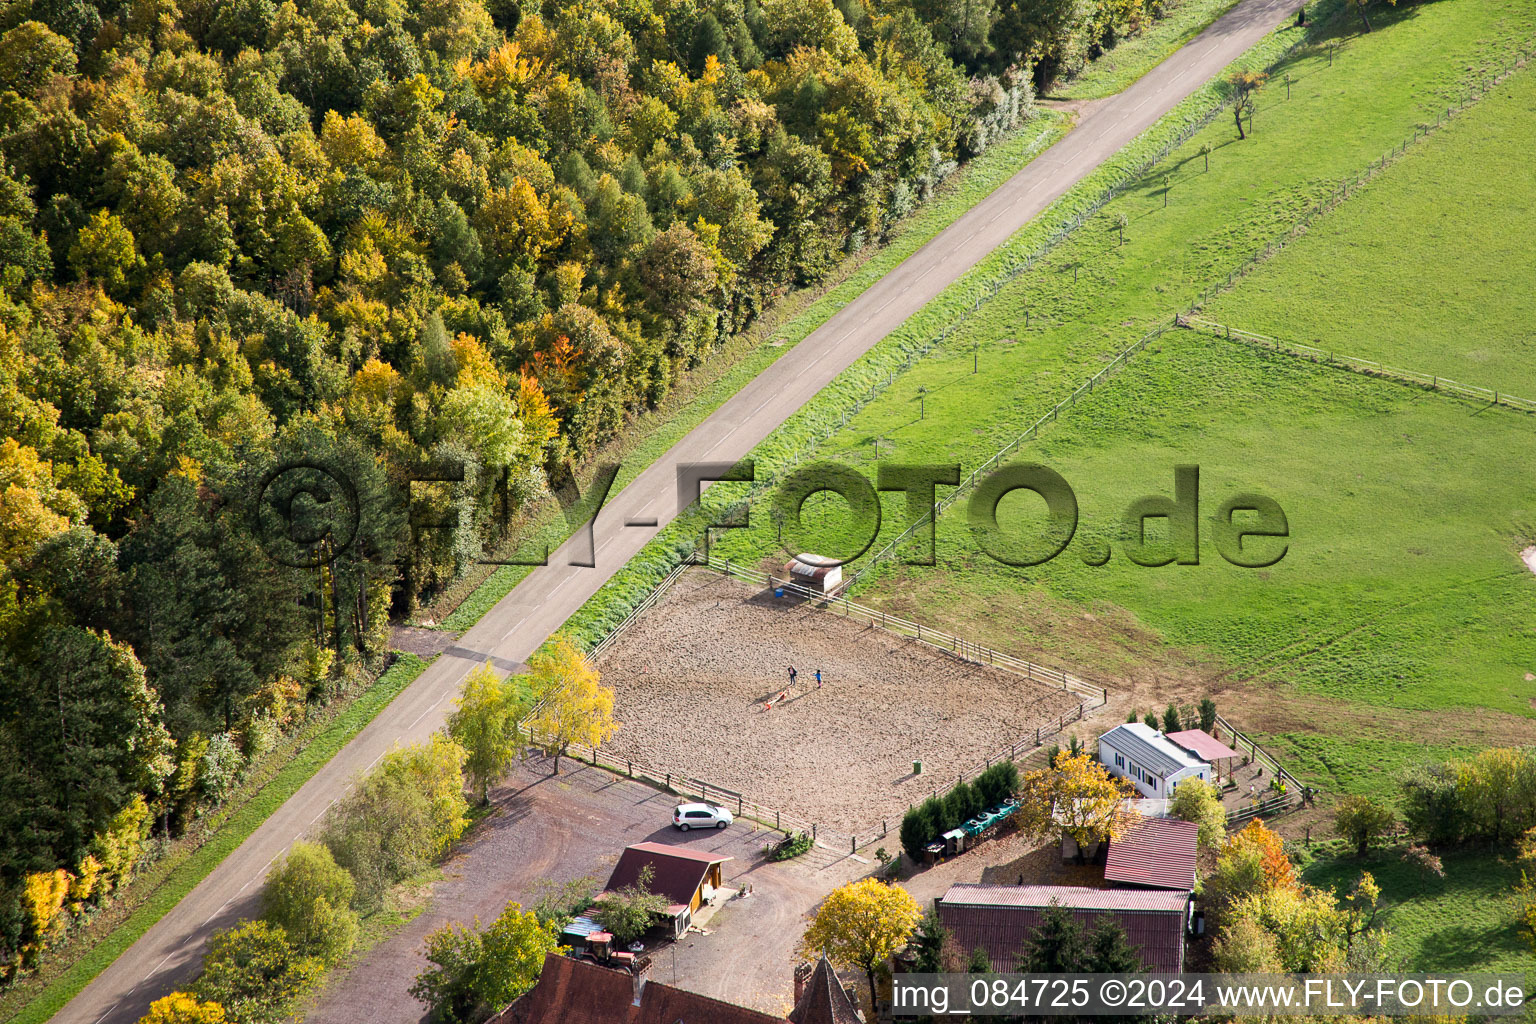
[707,555,1109,705]
[1184,315,1536,414]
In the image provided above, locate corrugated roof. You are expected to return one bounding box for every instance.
[1099,724,1204,777]
[938,887,1189,974]
[941,884,1189,912]
[497,954,789,1024]
[1104,818,1198,891]
[605,843,732,908]
[1166,729,1241,762]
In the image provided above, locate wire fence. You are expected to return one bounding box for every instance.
[1183,316,1536,413]
[1186,44,1535,313]
[843,323,1169,589]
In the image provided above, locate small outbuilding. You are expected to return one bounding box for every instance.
[602,842,733,938]
[1098,723,1211,799]
[783,554,843,595]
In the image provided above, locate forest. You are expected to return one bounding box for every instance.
[0,0,1172,981]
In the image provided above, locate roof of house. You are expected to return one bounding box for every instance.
[604,843,732,907]
[497,954,788,1024]
[937,885,1190,975]
[1104,818,1199,891]
[1166,729,1242,762]
[789,955,862,1024]
[1098,723,1205,777]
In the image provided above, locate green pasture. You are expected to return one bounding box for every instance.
[1205,60,1536,397]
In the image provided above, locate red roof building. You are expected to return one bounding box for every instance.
[603,842,733,935]
[1166,729,1241,763]
[496,953,864,1024]
[1104,817,1199,891]
[937,884,1191,974]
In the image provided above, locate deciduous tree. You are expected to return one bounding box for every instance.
[797,877,922,1010]
[524,637,617,773]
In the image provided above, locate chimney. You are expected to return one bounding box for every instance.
[793,960,814,1004]
[632,957,651,1005]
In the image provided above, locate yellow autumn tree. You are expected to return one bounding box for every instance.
[798,878,921,1012]
[524,635,617,773]
[1016,751,1140,858]
[137,992,228,1024]
[21,869,71,953]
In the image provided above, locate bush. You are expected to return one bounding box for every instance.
[321,735,469,911]
[1169,779,1227,849]
[899,807,933,862]
[192,920,321,1024]
[942,781,981,827]
[974,761,1018,807]
[768,831,814,861]
[590,864,668,944]
[410,902,561,1024]
[260,842,358,966]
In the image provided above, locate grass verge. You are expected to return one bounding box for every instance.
[1048,0,1246,100]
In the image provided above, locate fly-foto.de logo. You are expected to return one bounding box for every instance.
[759,461,1288,569]
[250,458,1288,571]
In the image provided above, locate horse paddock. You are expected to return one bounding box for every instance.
[592,569,1084,835]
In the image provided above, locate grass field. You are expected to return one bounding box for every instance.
[1048,0,1244,100]
[1302,844,1530,973]
[1204,60,1536,396]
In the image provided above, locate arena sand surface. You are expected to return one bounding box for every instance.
[594,569,1083,833]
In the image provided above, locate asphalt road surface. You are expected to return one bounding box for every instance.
[58,0,1300,1019]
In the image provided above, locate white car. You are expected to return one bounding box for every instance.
[673,802,733,831]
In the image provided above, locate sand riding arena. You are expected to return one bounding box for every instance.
[592,569,1085,835]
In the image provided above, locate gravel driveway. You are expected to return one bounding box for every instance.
[304,757,867,1022]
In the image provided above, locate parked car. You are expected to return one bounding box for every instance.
[673,803,733,830]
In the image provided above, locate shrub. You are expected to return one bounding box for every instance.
[260,842,359,966]
[138,992,229,1023]
[410,902,562,1024]
[899,807,932,862]
[530,876,599,931]
[192,920,321,1024]
[1400,844,1444,878]
[974,761,1018,806]
[322,736,469,911]
[1169,779,1227,848]
[768,831,814,861]
[590,864,668,944]
[942,781,980,827]
[200,733,245,806]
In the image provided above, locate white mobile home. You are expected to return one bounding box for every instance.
[1098,723,1211,799]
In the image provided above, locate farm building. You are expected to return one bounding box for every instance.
[937,884,1193,973]
[602,842,732,937]
[495,951,863,1024]
[783,554,843,595]
[1098,723,1211,799]
[1104,817,1199,891]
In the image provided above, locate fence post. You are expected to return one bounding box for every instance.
[738,795,743,814]
[776,810,781,830]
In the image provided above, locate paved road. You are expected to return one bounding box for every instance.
[303,759,864,1022]
[57,0,1299,1019]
